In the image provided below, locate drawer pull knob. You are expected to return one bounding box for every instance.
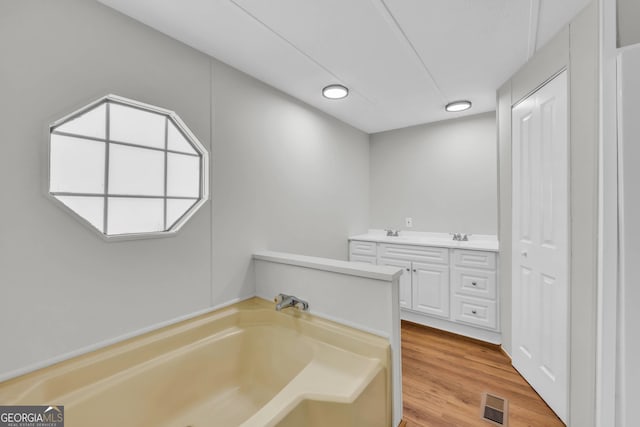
[472,282,477,286]
[522,251,528,257]
[471,310,477,315]
[405,268,410,272]
[413,269,417,272]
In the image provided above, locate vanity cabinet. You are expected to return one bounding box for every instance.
[378,257,412,308]
[348,241,377,264]
[411,262,450,318]
[349,238,500,343]
[375,243,450,317]
[450,250,498,329]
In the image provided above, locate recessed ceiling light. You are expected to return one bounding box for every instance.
[445,100,472,112]
[322,84,349,100]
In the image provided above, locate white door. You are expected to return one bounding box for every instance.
[411,262,449,318]
[512,71,569,422]
[380,258,412,308]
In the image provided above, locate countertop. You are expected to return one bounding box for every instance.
[349,230,499,252]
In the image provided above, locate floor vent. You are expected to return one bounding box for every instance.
[481,392,508,426]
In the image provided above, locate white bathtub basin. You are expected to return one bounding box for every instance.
[0,298,391,427]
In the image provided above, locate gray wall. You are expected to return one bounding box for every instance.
[618,0,640,47]
[0,0,369,379]
[497,2,599,425]
[370,113,497,235]
[210,59,370,305]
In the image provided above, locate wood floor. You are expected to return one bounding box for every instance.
[401,321,564,427]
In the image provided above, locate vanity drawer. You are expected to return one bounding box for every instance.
[453,249,496,270]
[378,243,449,264]
[452,295,497,330]
[349,240,377,256]
[349,253,377,265]
[451,267,497,300]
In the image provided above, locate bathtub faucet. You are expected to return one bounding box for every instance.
[274,293,309,312]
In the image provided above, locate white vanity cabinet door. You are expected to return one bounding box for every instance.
[412,262,450,318]
[380,258,412,308]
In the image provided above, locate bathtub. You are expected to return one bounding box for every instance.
[0,298,391,426]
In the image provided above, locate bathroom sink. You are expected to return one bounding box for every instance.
[350,231,499,251]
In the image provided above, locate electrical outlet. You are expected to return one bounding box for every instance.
[405,217,413,228]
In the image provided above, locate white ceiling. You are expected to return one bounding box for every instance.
[97,0,591,133]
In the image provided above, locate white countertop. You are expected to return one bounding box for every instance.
[349,230,499,252]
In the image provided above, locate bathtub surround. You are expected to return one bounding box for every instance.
[253,251,403,426]
[0,0,369,380]
[369,112,498,235]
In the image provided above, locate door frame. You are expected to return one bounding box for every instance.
[595,0,619,425]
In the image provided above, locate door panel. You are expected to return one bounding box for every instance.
[519,110,534,245]
[379,257,412,309]
[512,71,568,422]
[411,262,449,318]
[518,266,534,360]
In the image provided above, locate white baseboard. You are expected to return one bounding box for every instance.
[500,346,513,360]
[401,309,502,345]
[0,295,254,383]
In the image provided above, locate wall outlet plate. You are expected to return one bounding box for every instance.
[405,217,413,227]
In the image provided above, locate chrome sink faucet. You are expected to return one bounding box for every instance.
[385,229,400,237]
[451,233,472,241]
[274,293,309,311]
